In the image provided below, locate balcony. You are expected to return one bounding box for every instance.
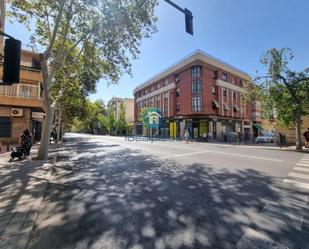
[0,84,45,112]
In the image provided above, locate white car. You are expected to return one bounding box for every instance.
[256,133,275,143]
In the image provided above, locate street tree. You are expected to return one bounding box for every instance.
[107,105,116,135]
[9,0,158,159]
[116,102,127,135]
[51,40,105,141]
[253,48,309,150]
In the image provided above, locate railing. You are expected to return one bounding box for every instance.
[0,84,42,99]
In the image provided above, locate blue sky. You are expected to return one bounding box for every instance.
[7,0,309,103]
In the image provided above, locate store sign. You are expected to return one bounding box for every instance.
[143,108,162,129]
[32,112,45,119]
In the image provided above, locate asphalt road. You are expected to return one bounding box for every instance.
[27,134,309,249]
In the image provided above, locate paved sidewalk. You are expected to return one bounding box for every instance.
[0,147,56,249]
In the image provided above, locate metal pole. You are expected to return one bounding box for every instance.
[164,0,185,13]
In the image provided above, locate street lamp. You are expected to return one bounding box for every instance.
[164,0,194,35]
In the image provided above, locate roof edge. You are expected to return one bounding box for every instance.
[133,50,250,94]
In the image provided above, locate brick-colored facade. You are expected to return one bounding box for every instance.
[0,50,45,144]
[133,50,256,141]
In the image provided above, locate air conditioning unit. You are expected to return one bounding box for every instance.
[11,108,23,117]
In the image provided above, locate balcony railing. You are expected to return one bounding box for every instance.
[0,84,42,99]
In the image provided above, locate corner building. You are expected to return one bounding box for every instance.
[133,50,254,141]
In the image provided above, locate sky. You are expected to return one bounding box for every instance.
[6,0,309,103]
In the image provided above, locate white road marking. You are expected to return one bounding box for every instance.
[161,151,207,159]
[296,163,309,167]
[283,179,309,190]
[205,151,282,162]
[293,167,309,173]
[288,172,309,180]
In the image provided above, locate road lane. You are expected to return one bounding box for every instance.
[27,134,308,249]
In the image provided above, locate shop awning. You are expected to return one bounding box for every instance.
[212,100,220,108]
[253,123,264,130]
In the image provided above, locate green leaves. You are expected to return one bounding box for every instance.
[259,48,309,127]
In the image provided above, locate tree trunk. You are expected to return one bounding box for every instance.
[295,111,303,151]
[37,104,55,160]
[55,101,63,142]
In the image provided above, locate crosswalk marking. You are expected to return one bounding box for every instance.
[294,167,309,173]
[283,179,309,190]
[288,172,309,180]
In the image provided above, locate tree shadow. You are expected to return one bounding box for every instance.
[25,137,308,249]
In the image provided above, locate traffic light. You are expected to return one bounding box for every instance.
[2,38,21,85]
[184,8,193,35]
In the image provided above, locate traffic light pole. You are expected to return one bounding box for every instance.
[163,0,193,35]
[0,30,15,40]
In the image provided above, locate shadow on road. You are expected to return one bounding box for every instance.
[26,138,306,249]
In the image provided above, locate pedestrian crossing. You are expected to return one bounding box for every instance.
[283,154,309,190]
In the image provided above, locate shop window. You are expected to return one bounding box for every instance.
[191,66,202,78]
[192,80,202,95]
[0,117,11,137]
[192,97,202,112]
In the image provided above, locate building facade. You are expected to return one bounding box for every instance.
[108,97,134,124]
[133,50,255,141]
[0,49,45,144]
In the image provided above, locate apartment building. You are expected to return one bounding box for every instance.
[133,50,257,141]
[0,49,45,144]
[108,97,134,123]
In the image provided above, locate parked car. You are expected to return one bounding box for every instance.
[255,133,275,143]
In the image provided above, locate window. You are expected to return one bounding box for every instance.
[163,99,168,116]
[192,80,202,95]
[223,88,227,97]
[222,73,228,81]
[212,70,218,79]
[150,86,154,92]
[0,117,11,137]
[176,102,180,112]
[191,66,202,78]
[233,92,236,99]
[233,78,237,85]
[144,89,147,94]
[176,88,180,97]
[174,74,180,82]
[164,79,169,86]
[192,97,202,112]
[157,82,161,89]
[212,86,216,95]
[239,79,243,87]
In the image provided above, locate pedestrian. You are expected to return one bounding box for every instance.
[184,128,190,144]
[304,128,309,148]
[244,131,249,144]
